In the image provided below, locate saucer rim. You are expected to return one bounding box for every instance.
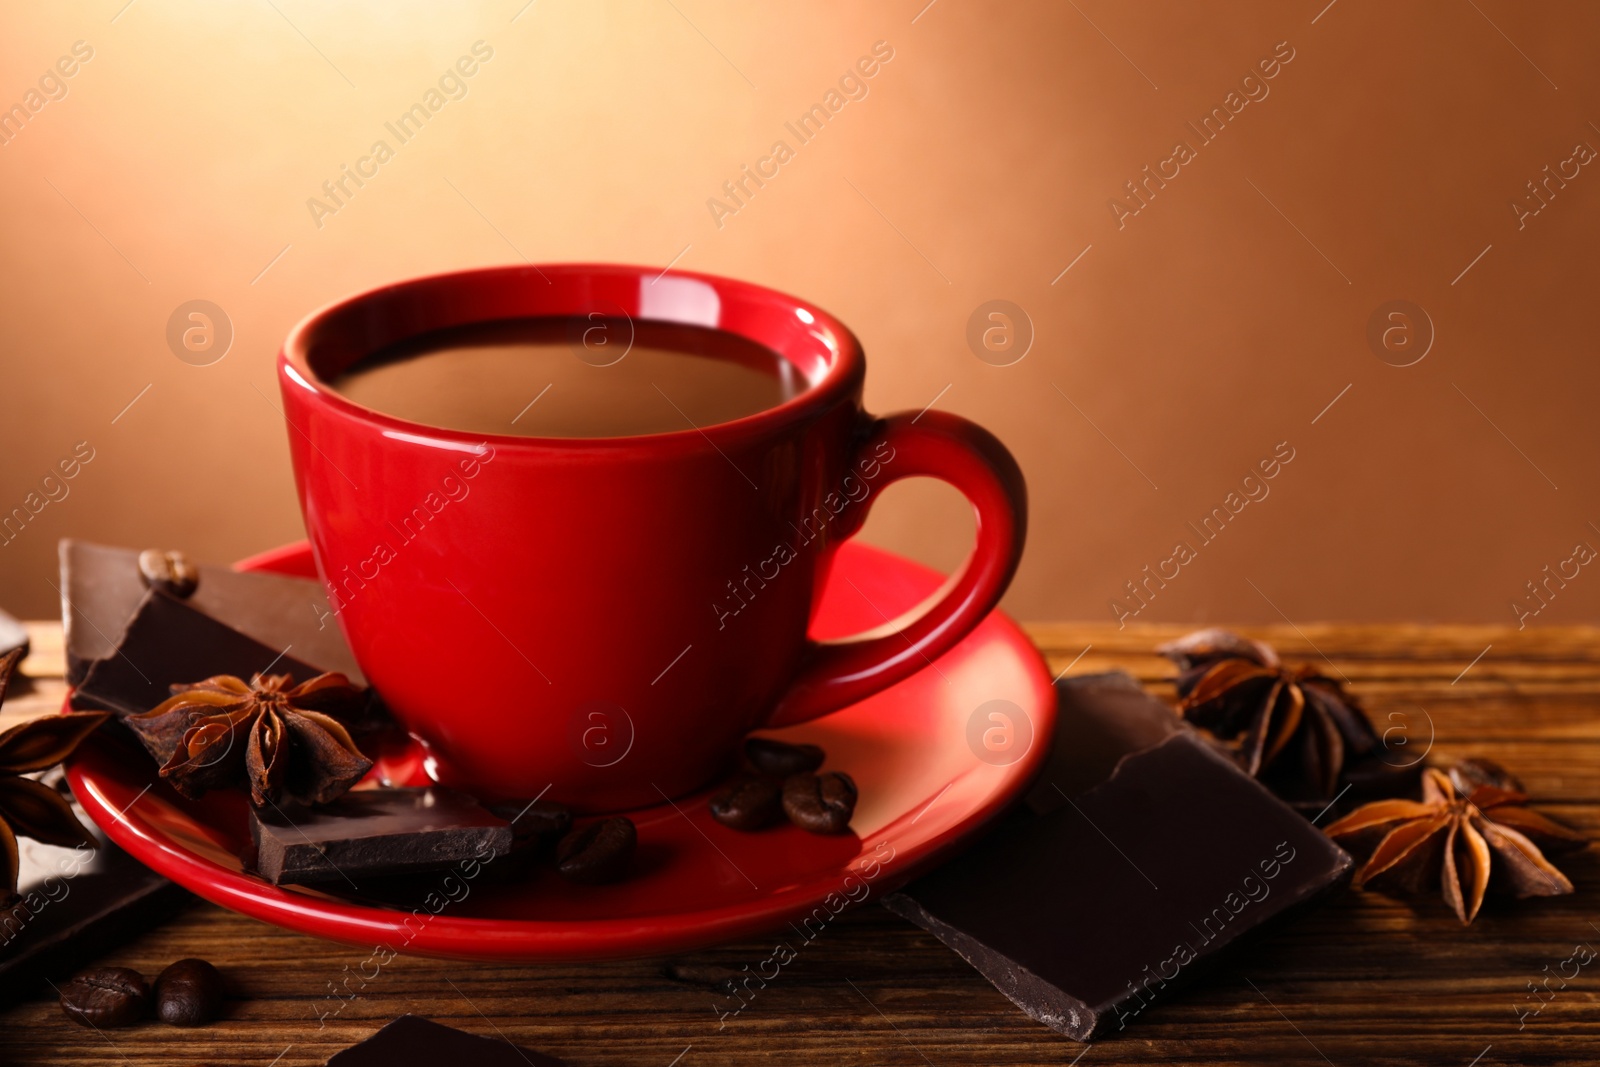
[67,539,1054,961]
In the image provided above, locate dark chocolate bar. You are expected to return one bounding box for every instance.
[71,589,330,717]
[1023,670,1183,812]
[0,772,189,1004]
[250,788,512,886]
[61,539,361,685]
[884,673,1353,1041]
[326,1014,567,1066]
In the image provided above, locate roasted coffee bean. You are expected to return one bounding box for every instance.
[782,771,857,834]
[59,966,150,1028]
[488,799,573,852]
[709,776,784,831]
[744,737,825,777]
[137,549,199,598]
[154,958,225,1027]
[556,817,636,884]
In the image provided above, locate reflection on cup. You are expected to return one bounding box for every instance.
[568,700,635,768]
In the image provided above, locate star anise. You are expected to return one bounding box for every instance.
[126,672,372,808]
[1157,628,1377,803]
[1325,759,1587,924]
[0,648,109,902]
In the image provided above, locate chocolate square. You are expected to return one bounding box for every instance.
[0,773,189,1004]
[71,589,330,717]
[250,788,512,886]
[1024,670,1183,812]
[61,539,361,685]
[884,673,1353,1040]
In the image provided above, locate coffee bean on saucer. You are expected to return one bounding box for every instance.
[137,548,199,598]
[154,958,225,1027]
[783,772,857,834]
[556,817,636,884]
[745,737,825,778]
[709,776,784,831]
[59,966,150,1028]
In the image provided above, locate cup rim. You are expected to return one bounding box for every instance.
[279,263,865,452]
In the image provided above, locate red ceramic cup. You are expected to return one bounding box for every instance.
[279,264,1026,810]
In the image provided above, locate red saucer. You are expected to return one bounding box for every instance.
[67,540,1053,961]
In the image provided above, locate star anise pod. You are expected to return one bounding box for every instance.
[1157,628,1377,804]
[0,648,109,902]
[1325,760,1587,924]
[126,672,372,808]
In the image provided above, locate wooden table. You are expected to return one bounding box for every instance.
[3,621,1598,1066]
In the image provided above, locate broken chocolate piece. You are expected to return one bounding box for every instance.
[0,769,189,1005]
[1024,671,1182,813]
[71,590,330,718]
[249,787,511,886]
[884,674,1353,1041]
[61,539,362,685]
[326,1014,567,1066]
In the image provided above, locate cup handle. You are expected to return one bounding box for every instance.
[764,410,1028,728]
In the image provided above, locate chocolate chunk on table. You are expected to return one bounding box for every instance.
[327,1014,567,1066]
[71,589,330,717]
[884,675,1353,1042]
[1023,670,1184,812]
[0,773,189,1005]
[61,539,361,685]
[250,787,512,886]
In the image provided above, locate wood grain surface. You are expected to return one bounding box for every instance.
[2,621,1598,1066]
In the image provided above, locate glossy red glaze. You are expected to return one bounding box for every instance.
[68,540,1054,962]
[279,265,1026,809]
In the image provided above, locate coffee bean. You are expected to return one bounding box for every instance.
[744,737,825,777]
[782,771,857,834]
[138,549,199,598]
[556,817,636,884]
[59,966,150,1028]
[154,958,225,1027]
[709,776,784,831]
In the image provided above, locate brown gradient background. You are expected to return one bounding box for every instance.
[2,0,1598,629]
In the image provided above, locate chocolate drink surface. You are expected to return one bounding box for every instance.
[331,316,807,438]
